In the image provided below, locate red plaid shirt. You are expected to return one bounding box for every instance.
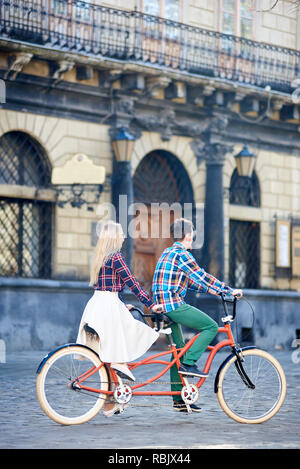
[94,251,155,309]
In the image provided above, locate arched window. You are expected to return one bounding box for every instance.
[0,131,53,278]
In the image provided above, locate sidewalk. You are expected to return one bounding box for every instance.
[0,348,299,449]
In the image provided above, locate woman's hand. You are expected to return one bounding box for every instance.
[232,289,243,299]
[152,304,164,313]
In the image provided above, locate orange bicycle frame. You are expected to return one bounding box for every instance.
[76,323,236,398]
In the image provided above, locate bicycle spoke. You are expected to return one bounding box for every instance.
[49,364,72,380]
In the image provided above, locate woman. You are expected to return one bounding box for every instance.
[76,220,162,415]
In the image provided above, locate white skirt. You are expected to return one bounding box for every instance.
[76,291,159,363]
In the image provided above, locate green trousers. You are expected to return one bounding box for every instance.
[166,303,219,402]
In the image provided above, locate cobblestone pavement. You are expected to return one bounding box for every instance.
[0,347,299,450]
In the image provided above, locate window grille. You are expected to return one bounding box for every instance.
[229,220,260,289]
[0,131,53,278]
[133,150,194,205]
[229,168,260,288]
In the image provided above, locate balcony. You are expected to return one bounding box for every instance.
[0,0,299,94]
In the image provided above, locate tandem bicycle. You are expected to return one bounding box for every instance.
[36,294,286,425]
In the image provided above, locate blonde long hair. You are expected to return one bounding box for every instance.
[89,220,124,286]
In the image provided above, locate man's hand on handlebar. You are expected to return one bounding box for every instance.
[151,304,165,332]
[232,289,243,299]
[152,304,164,313]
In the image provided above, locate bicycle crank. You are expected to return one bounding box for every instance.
[181,383,199,405]
[114,384,132,405]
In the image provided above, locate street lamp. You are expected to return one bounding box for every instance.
[111,126,135,162]
[111,126,136,271]
[234,145,256,178]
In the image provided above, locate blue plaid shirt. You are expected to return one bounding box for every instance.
[152,242,233,312]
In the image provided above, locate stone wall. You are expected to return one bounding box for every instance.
[0,279,298,352]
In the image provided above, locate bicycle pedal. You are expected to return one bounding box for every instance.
[186,405,192,414]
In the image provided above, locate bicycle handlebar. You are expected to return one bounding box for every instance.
[219,293,237,321]
[129,307,166,331]
[130,293,240,329]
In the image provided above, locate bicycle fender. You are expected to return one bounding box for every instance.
[36,343,101,374]
[214,346,257,393]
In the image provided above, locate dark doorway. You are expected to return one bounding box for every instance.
[133,150,194,292]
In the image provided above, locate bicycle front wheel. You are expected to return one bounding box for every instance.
[217,348,286,424]
[36,345,109,425]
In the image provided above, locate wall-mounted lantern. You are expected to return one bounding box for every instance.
[234,145,256,178]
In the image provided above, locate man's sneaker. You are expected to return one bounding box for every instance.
[178,364,208,378]
[173,400,202,413]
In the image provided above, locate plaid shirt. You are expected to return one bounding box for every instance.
[152,242,233,312]
[94,251,155,309]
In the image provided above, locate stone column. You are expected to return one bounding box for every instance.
[202,145,227,280]
[110,124,137,272]
[111,158,134,271]
[191,140,232,281]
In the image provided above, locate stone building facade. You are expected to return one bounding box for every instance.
[0,0,300,351]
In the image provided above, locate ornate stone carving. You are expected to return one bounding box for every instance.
[5,52,33,79]
[115,97,136,116]
[191,139,233,166]
[208,113,229,133]
[134,107,207,141]
[109,95,140,134]
[134,108,230,145]
[134,106,175,141]
[190,113,232,165]
[49,60,75,82]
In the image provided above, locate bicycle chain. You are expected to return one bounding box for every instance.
[76,380,197,408]
[119,380,199,408]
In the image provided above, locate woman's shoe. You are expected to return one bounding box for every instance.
[103,403,123,418]
[111,363,136,382]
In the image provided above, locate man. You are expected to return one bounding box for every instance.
[152,218,243,412]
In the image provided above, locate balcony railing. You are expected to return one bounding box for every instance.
[0,0,299,94]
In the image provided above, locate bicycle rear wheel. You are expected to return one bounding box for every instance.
[217,348,286,424]
[36,345,109,425]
